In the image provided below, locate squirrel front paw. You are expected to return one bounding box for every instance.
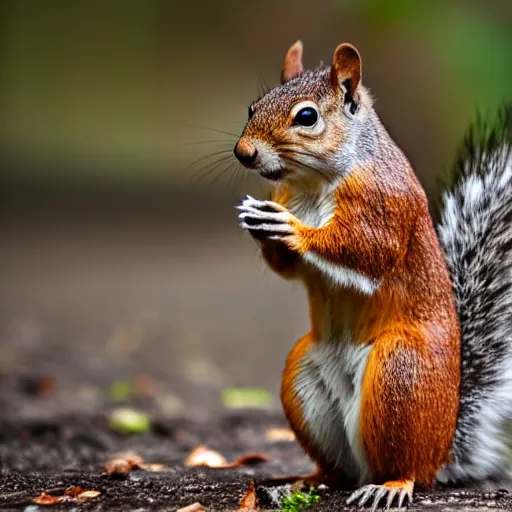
[237,196,300,244]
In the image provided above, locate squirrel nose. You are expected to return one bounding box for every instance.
[234,140,258,167]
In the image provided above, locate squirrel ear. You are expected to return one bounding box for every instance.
[330,43,362,112]
[281,40,304,84]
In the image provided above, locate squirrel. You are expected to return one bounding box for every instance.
[233,40,512,509]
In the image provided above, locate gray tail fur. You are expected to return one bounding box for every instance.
[437,104,512,483]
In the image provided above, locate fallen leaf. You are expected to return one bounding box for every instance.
[33,492,60,505]
[265,427,296,442]
[104,457,134,477]
[116,451,144,467]
[185,445,228,468]
[221,388,273,409]
[77,490,101,500]
[239,481,258,510]
[139,463,165,472]
[109,407,151,434]
[177,503,207,512]
[185,446,269,469]
[105,452,163,476]
[63,486,85,498]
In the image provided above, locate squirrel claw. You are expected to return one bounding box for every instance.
[237,197,295,240]
[346,479,413,510]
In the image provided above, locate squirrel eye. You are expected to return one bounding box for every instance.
[293,107,318,127]
[248,104,255,120]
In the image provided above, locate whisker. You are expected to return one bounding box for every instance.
[260,75,271,94]
[184,124,240,139]
[210,159,238,187]
[256,70,271,96]
[193,157,234,184]
[256,79,264,98]
[189,154,234,182]
[225,163,238,192]
[231,163,248,198]
[185,149,233,173]
[185,140,235,146]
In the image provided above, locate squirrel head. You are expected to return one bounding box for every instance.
[234,41,374,187]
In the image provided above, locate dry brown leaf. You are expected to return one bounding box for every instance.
[63,486,85,498]
[139,462,165,472]
[238,481,258,510]
[33,492,60,505]
[77,490,101,500]
[33,486,100,505]
[265,427,296,442]
[185,445,228,468]
[117,451,144,467]
[104,452,143,476]
[177,503,207,512]
[104,457,134,477]
[185,446,269,469]
[105,453,164,476]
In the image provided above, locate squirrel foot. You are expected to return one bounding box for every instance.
[346,479,414,510]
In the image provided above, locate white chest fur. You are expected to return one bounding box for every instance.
[285,185,336,228]
[294,337,371,483]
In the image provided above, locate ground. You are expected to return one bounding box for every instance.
[1,398,511,511]
[1,182,511,510]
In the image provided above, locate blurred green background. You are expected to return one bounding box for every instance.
[1,0,510,189]
[0,1,510,415]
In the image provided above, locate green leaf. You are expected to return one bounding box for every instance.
[109,407,151,434]
[220,388,273,409]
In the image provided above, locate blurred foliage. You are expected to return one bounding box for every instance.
[0,1,510,187]
[221,388,274,409]
[338,0,511,135]
[109,407,151,434]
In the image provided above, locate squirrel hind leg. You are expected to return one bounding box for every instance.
[346,479,414,510]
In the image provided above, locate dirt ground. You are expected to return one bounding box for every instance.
[1,396,512,511]
[1,181,511,511]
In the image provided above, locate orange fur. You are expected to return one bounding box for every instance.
[361,326,459,485]
[235,40,461,495]
[275,162,460,485]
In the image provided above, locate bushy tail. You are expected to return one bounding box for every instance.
[437,104,512,483]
